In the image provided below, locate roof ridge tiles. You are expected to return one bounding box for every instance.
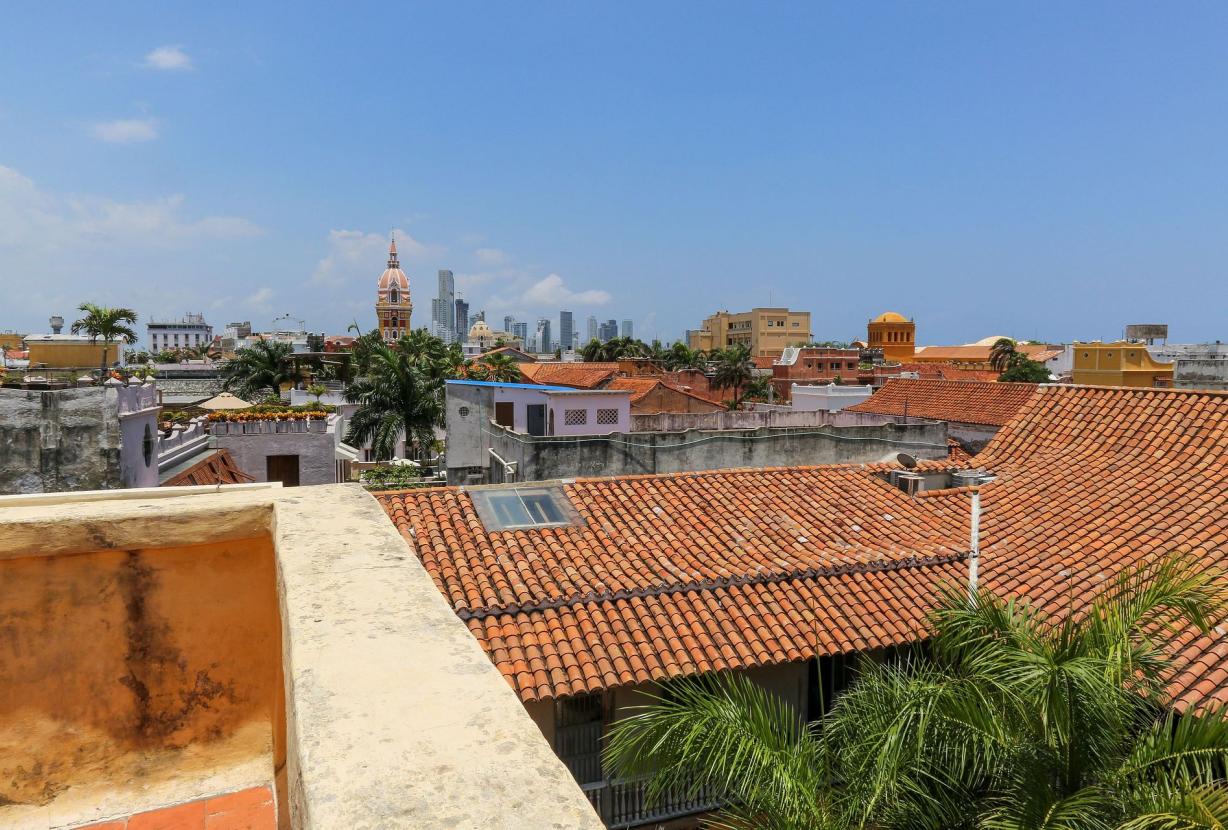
[455,550,968,621]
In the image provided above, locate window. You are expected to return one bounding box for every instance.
[596,408,619,425]
[390,288,399,304]
[470,486,580,531]
[142,424,153,468]
[555,693,604,784]
[564,409,588,426]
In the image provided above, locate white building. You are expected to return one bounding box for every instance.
[147,313,212,354]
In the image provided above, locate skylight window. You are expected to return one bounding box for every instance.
[470,486,580,531]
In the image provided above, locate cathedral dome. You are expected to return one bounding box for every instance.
[468,320,492,339]
[872,311,908,323]
[377,239,410,292]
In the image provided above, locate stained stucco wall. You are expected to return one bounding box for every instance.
[213,428,337,486]
[488,420,949,482]
[0,535,283,824]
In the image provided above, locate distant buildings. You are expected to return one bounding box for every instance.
[866,311,916,362]
[534,318,552,354]
[374,238,412,342]
[688,307,812,357]
[587,315,598,344]
[511,320,528,344]
[598,319,618,342]
[431,270,456,344]
[620,319,633,339]
[147,313,212,354]
[454,295,469,343]
[1071,341,1174,388]
[559,311,574,352]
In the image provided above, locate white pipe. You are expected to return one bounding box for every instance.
[968,489,981,603]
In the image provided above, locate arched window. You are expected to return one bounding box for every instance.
[390,288,399,304]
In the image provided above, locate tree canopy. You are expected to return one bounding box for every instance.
[606,554,1228,830]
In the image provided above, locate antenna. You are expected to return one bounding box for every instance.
[896,452,917,469]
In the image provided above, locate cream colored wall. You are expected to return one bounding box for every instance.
[27,341,120,368]
[0,536,283,817]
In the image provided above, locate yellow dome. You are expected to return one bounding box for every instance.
[468,320,492,338]
[872,311,908,323]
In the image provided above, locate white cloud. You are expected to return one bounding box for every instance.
[143,46,193,71]
[311,228,438,287]
[474,247,508,265]
[90,118,159,143]
[244,287,274,311]
[521,273,611,307]
[0,164,261,250]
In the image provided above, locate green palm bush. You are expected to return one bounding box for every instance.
[606,555,1228,830]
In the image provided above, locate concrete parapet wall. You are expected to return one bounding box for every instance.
[487,418,949,482]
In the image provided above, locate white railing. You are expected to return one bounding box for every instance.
[581,774,723,828]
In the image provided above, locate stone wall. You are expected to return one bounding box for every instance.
[487,419,948,482]
[0,386,123,494]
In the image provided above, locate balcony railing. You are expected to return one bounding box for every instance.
[581,774,723,829]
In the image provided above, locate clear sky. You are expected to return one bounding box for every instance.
[2,2,1226,346]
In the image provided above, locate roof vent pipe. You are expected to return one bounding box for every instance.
[968,489,981,604]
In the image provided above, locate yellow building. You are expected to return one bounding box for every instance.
[1071,341,1174,388]
[867,311,916,362]
[0,333,25,351]
[25,334,121,369]
[687,308,811,358]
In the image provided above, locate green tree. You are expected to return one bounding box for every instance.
[343,342,443,461]
[480,353,522,383]
[606,554,1228,830]
[664,342,708,371]
[220,339,297,400]
[711,345,755,406]
[742,375,773,402]
[1000,357,1052,383]
[70,303,138,375]
[306,383,329,406]
[990,337,1020,373]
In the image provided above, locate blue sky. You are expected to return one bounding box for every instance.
[2,2,1226,346]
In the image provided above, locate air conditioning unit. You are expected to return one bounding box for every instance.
[896,472,923,495]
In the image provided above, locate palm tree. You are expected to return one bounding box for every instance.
[664,342,707,371]
[480,353,522,383]
[710,345,754,406]
[742,375,773,403]
[606,554,1228,830]
[220,339,297,400]
[990,337,1019,373]
[343,342,442,461]
[306,383,328,407]
[71,303,137,376]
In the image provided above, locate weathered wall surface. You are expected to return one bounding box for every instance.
[488,420,948,482]
[1174,358,1228,390]
[213,427,337,486]
[0,536,283,816]
[948,422,1000,453]
[0,387,122,494]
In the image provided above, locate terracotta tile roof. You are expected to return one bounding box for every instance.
[161,449,254,487]
[381,466,970,701]
[914,343,1057,362]
[380,385,1228,710]
[607,377,726,410]
[881,362,1002,383]
[605,376,661,404]
[847,378,1040,427]
[519,362,619,389]
[947,438,973,465]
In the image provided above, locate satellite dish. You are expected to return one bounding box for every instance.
[896,452,918,469]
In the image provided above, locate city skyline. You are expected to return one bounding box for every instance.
[2,3,1227,344]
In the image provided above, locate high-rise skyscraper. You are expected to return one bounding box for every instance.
[535,318,552,354]
[503,315,515,334]
[620,319,633,339]
[454,295,469,342]
[431,270,455,343]
[511,321,528,344]
[598,319,619,343]
[559,311,574,352]
[587,316,598,344]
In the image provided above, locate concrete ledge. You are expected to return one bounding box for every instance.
[272,485,602,829]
